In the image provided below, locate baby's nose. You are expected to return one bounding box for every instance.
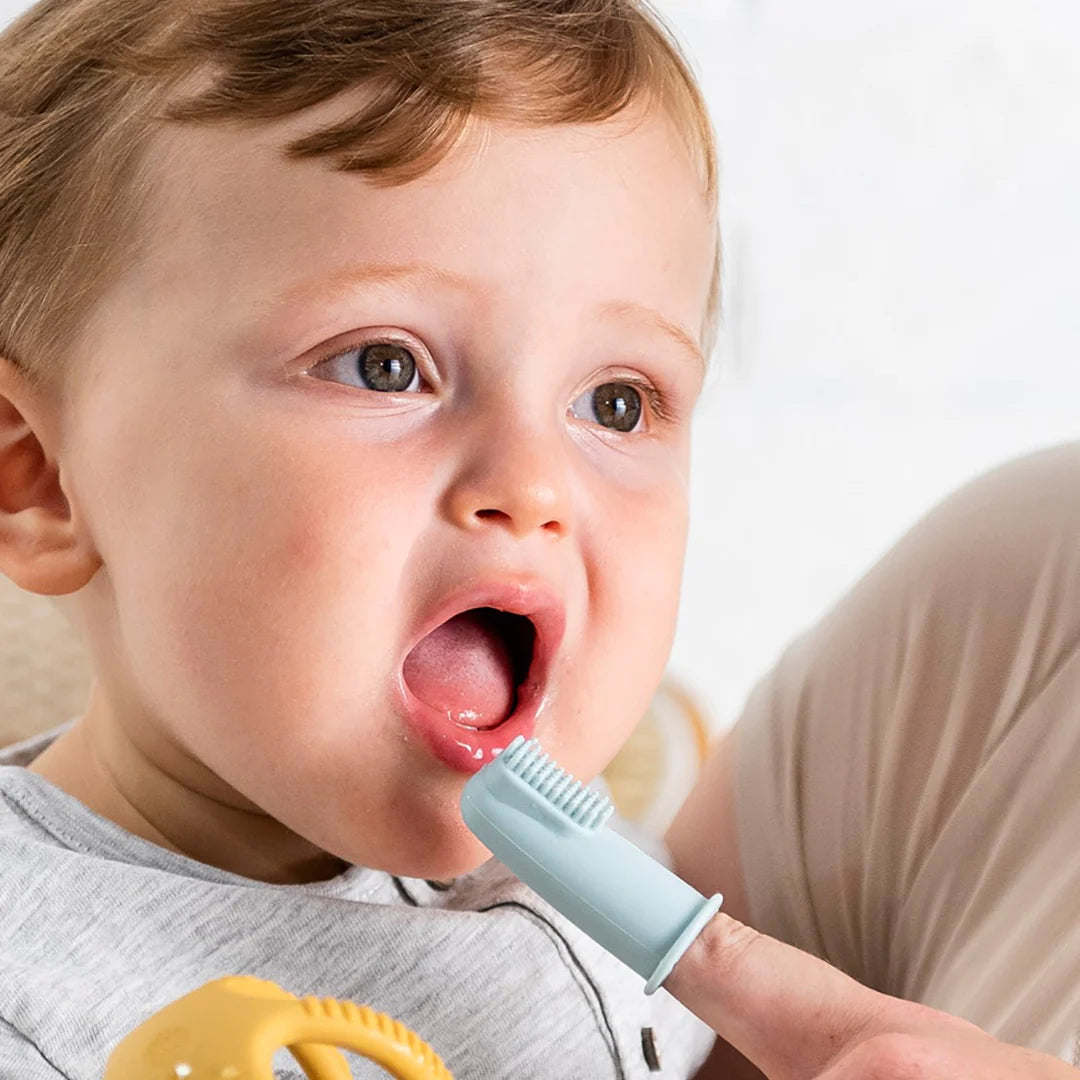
[442,423,573,541]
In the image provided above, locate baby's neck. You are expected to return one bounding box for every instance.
[28,699,350,885]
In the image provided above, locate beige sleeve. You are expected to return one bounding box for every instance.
[733,441,1080,1062]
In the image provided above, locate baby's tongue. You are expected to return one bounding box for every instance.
[403,610,515,728]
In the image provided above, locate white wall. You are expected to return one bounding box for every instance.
[3,0,1078,731]
[654,0,1080,729]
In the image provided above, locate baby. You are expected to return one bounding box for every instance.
[0,1,720,1077]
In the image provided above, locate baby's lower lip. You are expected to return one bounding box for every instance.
[399,679,544,774]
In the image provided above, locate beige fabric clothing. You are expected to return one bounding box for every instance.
[734,441,1080,1065]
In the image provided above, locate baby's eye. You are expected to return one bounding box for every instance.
[308,341,423,393]
[570,381,644,433]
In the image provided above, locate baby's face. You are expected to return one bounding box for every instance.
[63,97,714,878]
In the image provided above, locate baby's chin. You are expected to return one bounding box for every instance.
[331,822,494,882]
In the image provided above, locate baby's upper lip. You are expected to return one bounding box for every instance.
[403,576,567,673]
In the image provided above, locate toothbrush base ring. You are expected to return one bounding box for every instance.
[643,893,724,996]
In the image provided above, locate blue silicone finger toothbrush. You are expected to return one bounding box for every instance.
[460,736,723,994]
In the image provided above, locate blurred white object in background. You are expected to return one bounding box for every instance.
[0,0,1077,736]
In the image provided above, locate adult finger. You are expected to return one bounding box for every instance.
[664,911,898,1079]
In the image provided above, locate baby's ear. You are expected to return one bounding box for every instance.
[0,357,101,595]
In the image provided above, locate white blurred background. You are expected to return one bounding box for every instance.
[1,0,1077,736]
[653,0,1080,730]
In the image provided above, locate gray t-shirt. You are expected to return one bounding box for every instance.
[0,729,712,1080]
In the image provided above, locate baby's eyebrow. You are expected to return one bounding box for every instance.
[596,299,706,381]
[269,260,475,312]
[264,260,705,378]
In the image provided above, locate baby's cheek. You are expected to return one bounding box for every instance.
[608,482,688,597]
[618,494,685,634]
[580,487,685,726]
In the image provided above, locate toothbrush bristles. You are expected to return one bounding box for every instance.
[498,736,614,831]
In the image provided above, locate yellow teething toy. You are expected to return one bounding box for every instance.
[103,975,453,1080]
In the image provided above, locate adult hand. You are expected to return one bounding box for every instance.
[666,911,1079,1079]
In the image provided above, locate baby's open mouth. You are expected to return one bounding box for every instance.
[402,607,537,730]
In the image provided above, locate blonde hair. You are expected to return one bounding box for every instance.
[0,0,719,385]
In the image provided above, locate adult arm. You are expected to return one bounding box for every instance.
[671,445,1080,1076]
